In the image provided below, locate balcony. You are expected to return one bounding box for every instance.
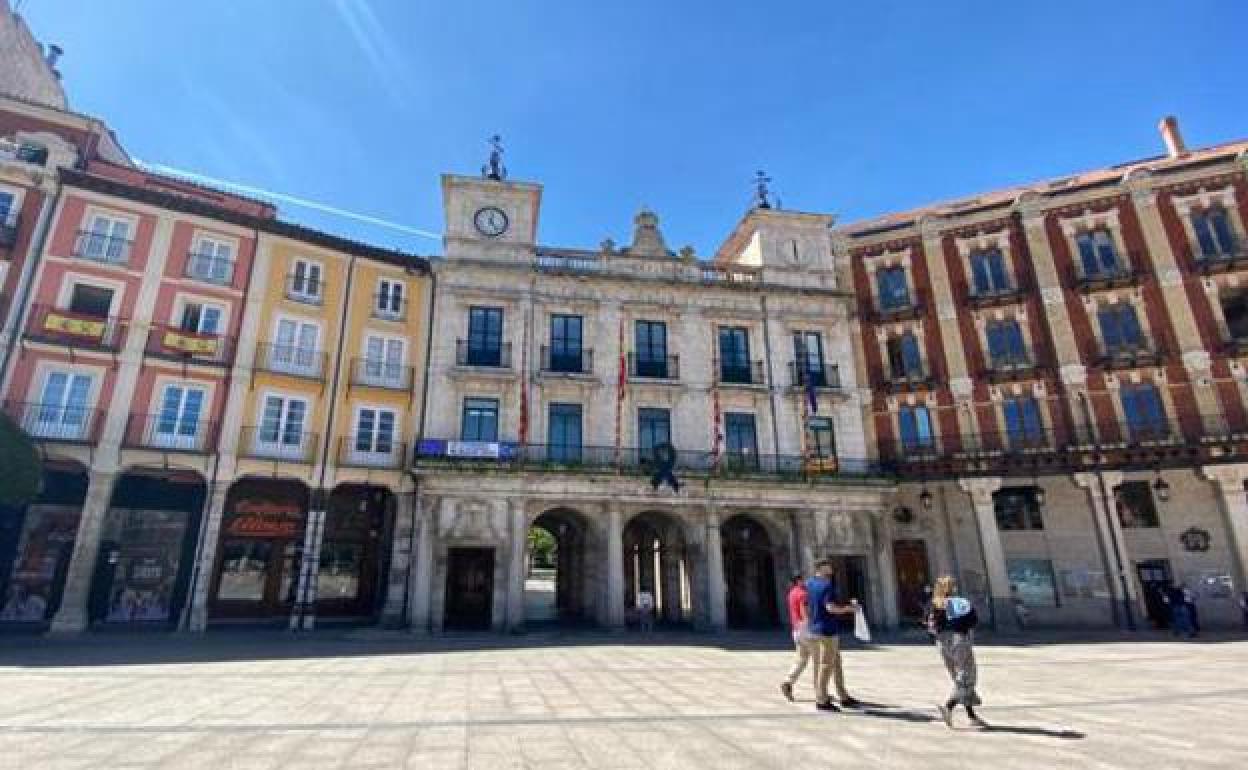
[628,353,679,381]
[882,364,934,392]
[184,251,235,286]
[25,304,127,352]
[868,290,925,322]
[966,276,1029,309]
[412,439,880,480]
[73,230,132,267]
[789,361,842,390]
[715,359,765,386]
[1095,340,1164,370]
[146,323,234,367]
[122,414,218,453]
[1195,247,1248,274]
[337,436,407,469]
[0,210,19,250]
[350,357,413,390]
[2,400,104,445]
[540,346,593,375]
[239,426,319,464]
[284,274,324,305]
[455,340,512,369]
[1071,262,1144,293]
[984,354,1041,383]
[254,342,327,380]
[371,295,407,322]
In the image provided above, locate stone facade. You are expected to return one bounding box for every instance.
[0,1,67,109]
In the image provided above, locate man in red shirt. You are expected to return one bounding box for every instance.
[780,573,812,701]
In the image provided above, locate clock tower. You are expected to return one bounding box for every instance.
[441,138,543,262]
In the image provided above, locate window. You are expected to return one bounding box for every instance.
[354,407,396,455]
[1076,229,1120,276]
[1097,303,1144,352]
[1003,396,1044,446]
[986,319,1028,366]
[549,314,583,372]
[289,260,323,301]
[179,302,222,335]
[188,238,233,284]
[257,395,308,453]
[1007,559,1059,607]
[363,335,404,385]
[547,403,583,462]
[1221,291,1248,341]
[33,371,93,439]
[1115,481,1160,528]
[993,487,1044,531]
[875,266,911,310]
[68,284,114,318]
[376,279,404,318]
[718,326,752,383]
[466,306,504,366]
[793,331,826,385]
[1121,383,1167,438]
[0,190,14,223]
[79,213,131,263]
[970,249,1010,295]
[461,398,499,442]
[724,413,759,467]
[634,320,668,377]
[898,405,933,451]
[886,333,924,379]
[638,408,671,462]
[272,318,320,374]
[154,384,205,448]
[1192,207,1237,257]
[808,417,836,459]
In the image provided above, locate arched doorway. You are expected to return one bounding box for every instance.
[320,484,395,621]
[526,508,592,627]
[0,463,88,626]
[623,512,691,628]
[722,515,779,629]
[87,469,206,627]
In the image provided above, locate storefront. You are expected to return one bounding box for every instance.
[87,472,205,628]
[209,479,308,622]
[0,468,88,627]
[318,485,393,621]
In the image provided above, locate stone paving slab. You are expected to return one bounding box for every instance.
[0,631,1246,768]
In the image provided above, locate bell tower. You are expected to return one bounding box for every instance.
[441,136,543,262]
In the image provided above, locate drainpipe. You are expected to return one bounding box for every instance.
[0,185,62,387]
[404,263,438,626]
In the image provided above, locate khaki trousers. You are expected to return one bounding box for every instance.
[810,634,848,704]
[783,631,813,686]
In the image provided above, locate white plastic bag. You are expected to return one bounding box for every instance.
[853,605,872,643]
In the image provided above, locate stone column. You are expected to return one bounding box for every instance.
[407,496,435,634]
[290,491,327,631]
[660,550,682,624]
[1201,464,1248,594]
[48,469,117,634]
[186,481,231,632]
[705,509,727,631]
[1073,470,1139,629]
[506,500,527,633]
[605,506,626,629]
[872,514,901,630]
[956,477,1010,625]
[380,491,418,628]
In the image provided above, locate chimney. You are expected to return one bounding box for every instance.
[1159,115,1186,159]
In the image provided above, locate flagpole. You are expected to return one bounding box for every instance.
[614,316,625,468]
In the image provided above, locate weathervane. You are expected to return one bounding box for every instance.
[753,170,773,209]
[482,134,507,181]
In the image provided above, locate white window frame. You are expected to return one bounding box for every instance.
[27,363,102,441]
[0,184,23,225]
[187,233,236,285]
[289,258,324,302]
[150,381,210,450]
[173,294,228,335]
[78,207,137,264]
[269,314,322,377]
[253,392,311,459]
[56,273,124,317]
[360,332,406,387]
[348,404,401,466]
[375,278,405,320]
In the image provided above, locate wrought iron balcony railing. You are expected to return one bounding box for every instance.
[350,357,413,390]
[122,413,218,453]
[239,426,319,464]
[1071,260,1144,292]
[337,436,407,469]
[540,345,593,375]
[455,340,512,368]
[24,304,127,351]
[1095,340,1164,370]
[146,323,234,366]
[1194,246,1248,274]
[965,275,1029,308]
[883,364,934,391]
[789,361,842,389]
[984,354,1041,382]
[628,353,679,380]
[184,251,235,286]
[254,342,327,380]
[2,400,105,445]
[73,230,133,266]
[715,359,765,386]
[869,290,925,322]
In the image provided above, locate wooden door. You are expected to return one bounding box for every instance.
[445,548,494,630]
[893,540,931,621]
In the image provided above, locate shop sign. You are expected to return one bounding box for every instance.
[227,499,303,538]
[43,311,106,340]
[417,439,518,460]
[161,329,219,355]
[1179,527,1212,553]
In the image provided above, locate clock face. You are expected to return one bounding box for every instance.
[474,206,509,237]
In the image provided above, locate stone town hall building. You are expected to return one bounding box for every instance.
[2,1,1248,635]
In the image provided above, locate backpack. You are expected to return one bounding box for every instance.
[945,596,973,620]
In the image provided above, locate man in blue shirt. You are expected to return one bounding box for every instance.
[806,559,861,711]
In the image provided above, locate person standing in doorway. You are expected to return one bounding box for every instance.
[636,589,655,633]
[1238,590,1248,631]
[927,575,985,728]
[1010,585,1029,632]
[780,573,813,702]
[806,560,861,712]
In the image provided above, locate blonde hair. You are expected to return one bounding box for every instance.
[931,575,957,609]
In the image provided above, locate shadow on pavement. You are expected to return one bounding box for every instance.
[976,722,1086,740]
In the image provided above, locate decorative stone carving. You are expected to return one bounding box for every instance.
[937,301,957,322]
[1183,350,1213,375]
[1041,287,1065,306]
[1060,364,1088,386]
[1158,268,1183,288]
[439,498,507,541]
[950,377,975,399]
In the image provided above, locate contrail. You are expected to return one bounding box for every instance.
[134,159,442,242]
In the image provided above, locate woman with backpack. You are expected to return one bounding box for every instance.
[926,575,985,728]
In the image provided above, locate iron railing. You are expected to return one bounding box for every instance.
[284,274,324,305]
[1194,246,1248,274]
[965,275,1029,308]
[715,358,765,386]
[628,353,680,380]
[984,354,1041,381]
[350,357,413,390]
[455,340,512,368]
[789,361,842,389]
[145,323,234,366]
[868,288,925,322]
[1095,340,1164,370]
[239,426,319,464]
[2,400,104,444]
[73,230,133,266]
[254,342,327,380]
[25,304,127,351]
[883,364,933,390]
[122,413,218,453]
[184,251,235,286]
[540,345,594,375]
[1071,260,1145,292]
[337,436,407,469]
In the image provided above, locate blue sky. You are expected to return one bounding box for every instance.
[21,0,1248,256]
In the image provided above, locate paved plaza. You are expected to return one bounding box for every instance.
[1,630,1246,769]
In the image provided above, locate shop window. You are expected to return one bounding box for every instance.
[1115,480,1161,528]
[993,486,1044,530]
[1007,558,1059,607]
